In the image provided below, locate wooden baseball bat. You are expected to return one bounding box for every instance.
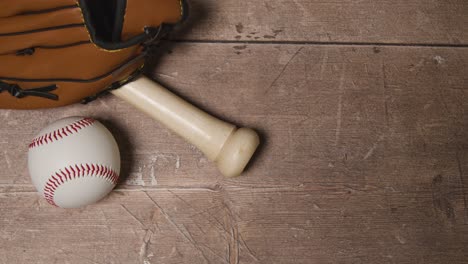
[111,76,259,177]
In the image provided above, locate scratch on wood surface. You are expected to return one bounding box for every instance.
[126,167,145,186]
[150,164,157,186]
[167,190,192,208]
[149,156,158,186]
[150,210,162,232]
[221,200,240,264]
[394,233,407,245]
[363,134,385,160]
[99,100,110,109]
[144,192,211,263]
[140,230,154,264]
[364,63,370,75]
[155,72,177,79]
[125,154,181,187]
[168,193,227,263]
[384,101,390,127]
[200,244,228,264]
[188,204,231,239]
[121,204,146,228]
[239,233,259,261]
[455,152,468,224]
[151,154,181,170]
[24,229,41,232]
[415,123,428,152]
[409,58,425,72]
[149,154,180,186]
[286,125,293,159]
[381,62,390,127]
[144,192,170,217]
[435,83,451,115]
[3,151,11,169]
[144,192,189,238]
[229,225,240,264]
[114,186,220,192]
[98,209,111,233]
[335,65,346,145]
[320,49,329,80]
[431,175,456,223]
[433,55,446,65]
[183,225,212,264]
[265,47,303,94]
[168,190,231,243]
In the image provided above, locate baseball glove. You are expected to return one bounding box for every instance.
[0,0,187,109]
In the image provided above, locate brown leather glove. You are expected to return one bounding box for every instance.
[0,0,186,109]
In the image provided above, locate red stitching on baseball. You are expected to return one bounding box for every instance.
[29,118,95,149]
[43,164,119,207]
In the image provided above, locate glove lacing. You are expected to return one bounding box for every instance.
[0,80,58,100]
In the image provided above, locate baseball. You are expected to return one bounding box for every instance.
[28,116,120,208]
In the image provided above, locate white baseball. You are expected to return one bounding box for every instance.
[28,116,120,208]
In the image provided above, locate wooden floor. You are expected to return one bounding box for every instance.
[1,1,468,263]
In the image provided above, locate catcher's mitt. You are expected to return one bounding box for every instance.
[0,0,187,109]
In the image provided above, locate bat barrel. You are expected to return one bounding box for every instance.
[111,76,259,177]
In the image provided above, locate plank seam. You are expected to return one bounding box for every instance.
[168,39,468,48]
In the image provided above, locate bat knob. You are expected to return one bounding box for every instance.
[215,128,260,177]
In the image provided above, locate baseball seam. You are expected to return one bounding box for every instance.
[29,117,95,149]
[43,163,119,206]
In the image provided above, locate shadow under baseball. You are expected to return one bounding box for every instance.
[98,119,134,185]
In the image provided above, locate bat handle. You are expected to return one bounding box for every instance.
[111,76,259,177]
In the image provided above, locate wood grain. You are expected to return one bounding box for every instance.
[177,0,468,44]
[1,43,467,263]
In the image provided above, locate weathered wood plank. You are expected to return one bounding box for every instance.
[178,0,468,44]
[0,186,467,263]
[1,44,467,188]
[1,44,467,263]
[0,190,230,264]
[226,186,468,264]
